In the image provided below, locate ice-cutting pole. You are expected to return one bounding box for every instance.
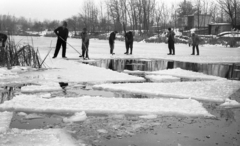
[59,36,81,55]
[40,41,53,67]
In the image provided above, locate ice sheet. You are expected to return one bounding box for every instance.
[27,59,145,83]
[0,68,19,80]
[146,68,225,81]
[93,80,240,103]
[145,75,180,82]
[0,112,13,133]
[0,129,80,146]
[123,70,146,75]
[219,99,240,108]
[0,95,214,117]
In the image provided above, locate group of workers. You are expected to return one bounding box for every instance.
[0,21,201,59]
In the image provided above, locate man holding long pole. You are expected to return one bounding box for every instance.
[53,21,69,58]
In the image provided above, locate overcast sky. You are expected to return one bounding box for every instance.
[1,0,192,21]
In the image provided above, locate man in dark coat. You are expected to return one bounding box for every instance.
[53,21,69,58]
[109,31,118,55]
[124,31,134,55]
[166,28,175,55]
[79,28,90,60]
[0,33,7,47]
[191,32,200,55]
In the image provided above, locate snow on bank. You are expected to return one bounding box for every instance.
[0,95,213,117]
[28,59,145,84]
[146,68,225,81]
[93,80,240,103]
[0,112,13,133]
[21,81,62,93]
[145,75,180,82]
[0,129,80,146]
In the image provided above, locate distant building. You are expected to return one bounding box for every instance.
[208,23,232,35]
[182,14,212,30]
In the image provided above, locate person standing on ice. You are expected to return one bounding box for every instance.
[109,31,118,55]
[124,31,134,55]
[52,21,69,59]
[0,33,7,47]
[166,28,175,55]
[79,28,90,60]
[191,32,200,56]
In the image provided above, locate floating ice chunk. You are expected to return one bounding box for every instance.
[24,113,43,120]
[0,95,214,117]
[17,112,27,116]
[97,129,108,134]
[145,75,180,82]
[21,81,62,93]
[63,111,87,123]
[146,68,225,81]
[93,80,240,103]
[139,114,158,119]
[0,129,80,146]
[0,112,13,133]
[219,99,240,108]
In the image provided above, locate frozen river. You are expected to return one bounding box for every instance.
[0,35,240,146]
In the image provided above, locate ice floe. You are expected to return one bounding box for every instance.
[219,99,240,108]
[0,112,13,133]
[93,80,240,103]
[145,75,180,82]
[21,81,62,93]
[0,129,80,146]
[0,95,214,117]
[146,68,225,81]
[28,59,145,84]
[63,111,87,123]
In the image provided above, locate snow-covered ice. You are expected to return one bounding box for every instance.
[93,80,240,103]
[145,75,180,82]
[0,112,13,133]
[146,68,225,81]
[0,68,18,80]
[26,59,145,84]
[0,129,80,146]
[0,95,213,117]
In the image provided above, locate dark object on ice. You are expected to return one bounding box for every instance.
[59,82,68,88]
[124,31,134,55]
[53,21,69,58]
[166,28,175,55]
[81,28,90,60]
[191,32,200,55]
[0,33,7,47]
[109,31,118,55]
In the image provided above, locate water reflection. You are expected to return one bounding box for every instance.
[87,59,240,80]
[0,87,15,104]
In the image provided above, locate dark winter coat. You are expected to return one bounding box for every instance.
[109,32,116,44]
[192,34,200,46]
[166,31,175,42]
[125,31,133,43]
[81,32,89,45]
[54,26,69,40]
[0,33,7,47]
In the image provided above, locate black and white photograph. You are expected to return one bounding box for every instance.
[0,0,240,145]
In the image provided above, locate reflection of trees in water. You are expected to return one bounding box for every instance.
[0,87,14,104]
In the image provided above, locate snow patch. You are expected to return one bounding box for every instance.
[139,114,158,119]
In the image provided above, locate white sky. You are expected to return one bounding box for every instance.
[0,0,193,21]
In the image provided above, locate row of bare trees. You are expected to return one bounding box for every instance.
[1,0,240,35]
